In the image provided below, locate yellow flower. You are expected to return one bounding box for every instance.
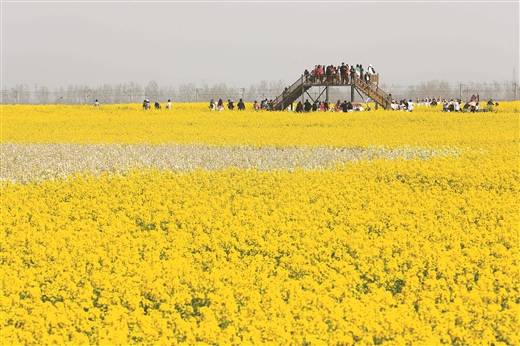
[1,103,519,344]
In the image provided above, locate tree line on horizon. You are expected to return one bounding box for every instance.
[1,80,517,104]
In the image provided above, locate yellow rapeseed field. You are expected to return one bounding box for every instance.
[2,103,519,147]
[1,103,519,345]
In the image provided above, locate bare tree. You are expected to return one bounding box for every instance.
[145,81,159,101]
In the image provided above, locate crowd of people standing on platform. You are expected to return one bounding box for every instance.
[304,63,377,84]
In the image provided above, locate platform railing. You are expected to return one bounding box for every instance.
[274,72,392,110]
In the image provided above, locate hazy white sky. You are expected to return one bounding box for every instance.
[1,0,519,88]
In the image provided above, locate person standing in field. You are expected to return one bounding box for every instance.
[94,99,100,107]
[227,99,234,110]
[217,98,224,111]
[295,101,303,113]
[341,100,348,112]
[166,99,172,109]
[304,100,312,112]
[407,99,414,112]
[237,98,245,110]
[453,99,460,112]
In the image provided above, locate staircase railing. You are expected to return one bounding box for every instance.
[353,75,392,108]
[272,75,309,110]
[273,75,305,105]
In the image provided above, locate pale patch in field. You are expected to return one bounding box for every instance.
[1,143,457,182]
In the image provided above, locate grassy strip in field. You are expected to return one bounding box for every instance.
[0,143,458,182]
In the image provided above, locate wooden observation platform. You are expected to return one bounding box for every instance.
[272,73,392,110]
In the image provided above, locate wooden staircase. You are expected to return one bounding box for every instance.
[351,75,392,110]
[272,72,392,110]
[272,76,311,111]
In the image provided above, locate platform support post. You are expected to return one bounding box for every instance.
[325,86,329,103]
[301,75,304,105]
[351,85,355,102]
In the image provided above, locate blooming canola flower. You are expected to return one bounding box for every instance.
[0,103,519,344]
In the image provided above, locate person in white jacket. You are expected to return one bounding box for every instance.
[407,99,414,112]
[453,99,460,112]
